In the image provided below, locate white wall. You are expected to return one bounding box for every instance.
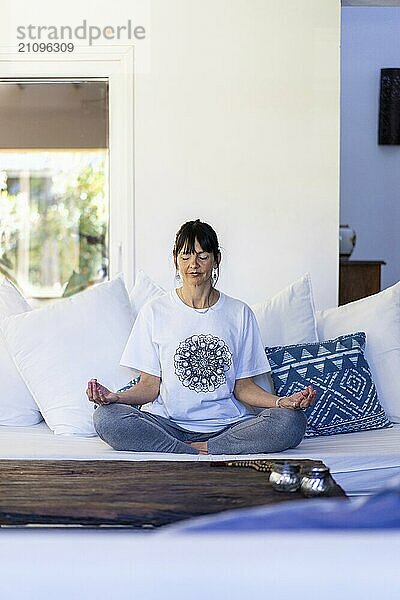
[341,7,400,291]
[1,0,340,309]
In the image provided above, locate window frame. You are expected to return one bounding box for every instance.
[0,46,135,291]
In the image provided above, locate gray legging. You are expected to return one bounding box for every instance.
[93,403,307,455]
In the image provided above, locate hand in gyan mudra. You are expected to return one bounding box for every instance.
[278,385,316,410]
[86,379,119,405]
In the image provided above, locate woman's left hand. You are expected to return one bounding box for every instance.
[278,385,316,410]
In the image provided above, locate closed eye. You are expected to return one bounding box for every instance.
[180,254,209,260]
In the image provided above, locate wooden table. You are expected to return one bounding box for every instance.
[0,459,346,528]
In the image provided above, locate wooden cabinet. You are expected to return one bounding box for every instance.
[339,260,385,306]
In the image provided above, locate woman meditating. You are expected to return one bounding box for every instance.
[87,219,316,455]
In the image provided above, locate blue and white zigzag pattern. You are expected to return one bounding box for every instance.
[266,332,391,437]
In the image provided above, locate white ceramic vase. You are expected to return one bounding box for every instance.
[339,225,356,259]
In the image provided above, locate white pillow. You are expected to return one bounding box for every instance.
[0,278,43,426]
[316,281,400,423]
[1,276,137,436]
[129,269,166,321]
[251,273,318,395]
[251,273,318,347]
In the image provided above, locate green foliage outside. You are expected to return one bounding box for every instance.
[0,159,108,297]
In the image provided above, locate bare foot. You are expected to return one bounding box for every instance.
[187,441,208,455]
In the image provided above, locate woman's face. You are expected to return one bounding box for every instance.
[176,238,217,287]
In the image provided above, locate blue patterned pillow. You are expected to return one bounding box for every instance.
[265,332,392,437]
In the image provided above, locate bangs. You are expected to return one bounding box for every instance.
[177,232,197,256]
[175,222,217,256]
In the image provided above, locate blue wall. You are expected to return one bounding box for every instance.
[341,7,400,290]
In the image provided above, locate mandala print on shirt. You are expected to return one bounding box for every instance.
[174,334,232,393]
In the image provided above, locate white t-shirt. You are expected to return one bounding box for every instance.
[120,289,271,433]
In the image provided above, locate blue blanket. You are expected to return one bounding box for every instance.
[164,476,400,532]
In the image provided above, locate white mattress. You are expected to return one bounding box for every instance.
[1,422,400,495]
[1,424,400,598]
[1,530,400,600]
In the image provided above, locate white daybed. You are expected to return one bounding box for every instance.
[1,528,400,600]
[2,275,400,599]
[2,420,400,496]
[1,422,400,600]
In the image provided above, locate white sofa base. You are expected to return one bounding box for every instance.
[1,421,400,496]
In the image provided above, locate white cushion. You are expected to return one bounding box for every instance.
[1,276,137,436]
[0,278,30,315]
[129,269,166,321]
[316,281,400,423]
[0,278,43,426]
[251,273,318,394]
[251,273,318,347]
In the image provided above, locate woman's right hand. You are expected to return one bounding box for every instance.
[86,379,119,405]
